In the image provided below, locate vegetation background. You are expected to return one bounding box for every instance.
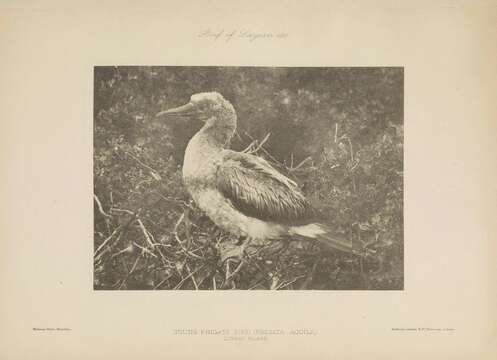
[93,67,403,290]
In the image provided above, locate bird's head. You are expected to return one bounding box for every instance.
[156,92,235,123]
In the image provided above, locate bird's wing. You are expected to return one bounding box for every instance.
[216,150,315,223]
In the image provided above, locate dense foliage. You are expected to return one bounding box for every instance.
[94,67,403,290]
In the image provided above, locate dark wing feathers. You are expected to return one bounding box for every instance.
[216,150,315,223]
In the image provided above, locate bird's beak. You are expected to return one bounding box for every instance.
[155,102,197,118]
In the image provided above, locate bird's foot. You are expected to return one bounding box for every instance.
[218,237,253,263]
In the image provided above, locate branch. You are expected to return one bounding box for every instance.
[94,225,121,257]
[137,218,155,247]
[173,265,206,290]
[94,194,111,218]
[243,131,282,166]
[225,260,244,282]
[288,156,312,172]
[276,274,307,290]
[172,212,203,259]
[110,207,135,215]
[118,255,141,290]
[118,148,162,181]
[185,263,199,290]
[132,241,158,258]
[153,274,174,290]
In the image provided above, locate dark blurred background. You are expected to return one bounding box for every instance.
[94,67,403,290]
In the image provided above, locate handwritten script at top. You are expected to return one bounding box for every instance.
[198,29,289,42]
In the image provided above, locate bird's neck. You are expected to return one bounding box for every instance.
[183,112,236,180]
[200,113,236,148]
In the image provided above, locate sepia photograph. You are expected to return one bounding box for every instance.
[93,66,404,290]
[3,2,497,359]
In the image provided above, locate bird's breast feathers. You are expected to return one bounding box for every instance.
[190,187,284,240]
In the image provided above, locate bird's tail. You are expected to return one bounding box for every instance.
[289,223,354,254]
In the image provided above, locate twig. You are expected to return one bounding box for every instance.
[196,269,212,288]
[154,192,193,210]
[289,157,312,172]
[276,274,307,290]
[94,225,121,257]
[249,132,271,154]
[137,218,155,247]
[110,207,135,215]
[172,212,203,259]
[225,261,244,282]
[155,247,176,267]
[244,132,282,166]
[95,232,123,262]
[118,255,141,290]
[132,241,158,258]
[109,243,132,259]
[153,274,173,290]
[242,140,258,153]
[95,211,139,262]
[234,130,244,142]
[242,132,271,154]
[183,208,192,245]
[173,265,205,290]
[185,263,199,290]
[173,213,185,237]
[174,247,204,259]
[94,194,111,218]
[270,276,280,290]
[120,149,162,181]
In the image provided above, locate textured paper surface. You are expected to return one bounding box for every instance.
[1,1,496,358]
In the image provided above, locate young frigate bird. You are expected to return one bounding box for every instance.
[156,92,353,255]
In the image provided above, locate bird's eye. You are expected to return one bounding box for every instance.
[198,103,210,112]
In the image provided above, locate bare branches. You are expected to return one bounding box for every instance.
[243,132,272,154]
[94,203,139,263]
[243,131,282,166]
[241,131,315,179]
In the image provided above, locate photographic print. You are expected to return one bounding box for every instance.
[93,66,403,290]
